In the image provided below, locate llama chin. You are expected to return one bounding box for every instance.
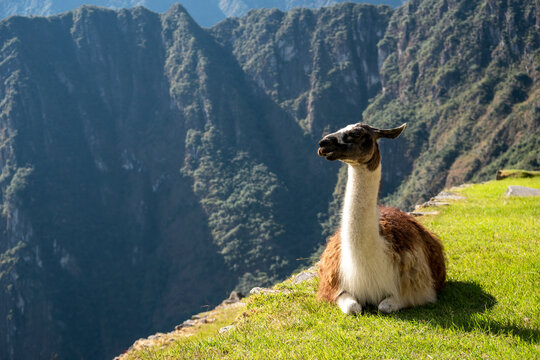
[317,123,446,314]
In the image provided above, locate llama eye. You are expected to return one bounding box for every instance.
[361,135,372,145]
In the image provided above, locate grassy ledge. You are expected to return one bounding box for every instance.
[123,177,540,359]
[496,170,540,180]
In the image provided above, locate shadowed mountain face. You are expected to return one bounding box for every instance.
[0,0,404,27]
[0,4,391,359]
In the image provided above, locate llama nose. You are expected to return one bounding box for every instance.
[319,137,336,147]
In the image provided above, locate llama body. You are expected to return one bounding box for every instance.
[317,123,445,314]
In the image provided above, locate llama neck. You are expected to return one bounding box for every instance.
[339,162,398,303]
[341,163,381,252]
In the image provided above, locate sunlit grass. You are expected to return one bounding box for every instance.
[127,176,540,359]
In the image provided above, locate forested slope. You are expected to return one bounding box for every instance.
[0,4,391,359]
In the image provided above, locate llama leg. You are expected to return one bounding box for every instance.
[336,292,362,315]
[378,296,404,313]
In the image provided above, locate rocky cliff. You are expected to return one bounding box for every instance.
[363,0,540,208]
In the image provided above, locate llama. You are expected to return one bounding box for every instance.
[317,122,445,314]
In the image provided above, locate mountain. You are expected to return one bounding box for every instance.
[362,0,540,208]
[218,0,404,17]
[0,0,405,27]
[0,3,392,359]
[0,1,225,27]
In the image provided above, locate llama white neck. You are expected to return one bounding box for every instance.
[341,163,381,249]
[339,162,396,303]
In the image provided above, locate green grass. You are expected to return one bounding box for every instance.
[126,177,540,359]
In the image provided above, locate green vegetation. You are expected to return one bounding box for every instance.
[176,305,246,344]
[2,165,33,215]
[182,125,288,292]
[125,176,539,359]
[0,241,25,282]
[364,0,540,209]
[211,3,393,137]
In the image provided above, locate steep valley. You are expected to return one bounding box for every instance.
[0,3,391,359]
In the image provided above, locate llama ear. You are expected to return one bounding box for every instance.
[372,123,407,139]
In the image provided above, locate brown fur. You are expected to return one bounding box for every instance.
[317,232,342,302]
[366,142,381,172]
[317,206,446,303]
[379,206,446,293]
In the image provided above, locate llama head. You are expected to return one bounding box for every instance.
[317,123,406,168]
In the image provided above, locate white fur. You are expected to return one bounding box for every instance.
[378,296,402,313]
[337,292,362,315]
[339,164,399,309]
[341,124,356,132]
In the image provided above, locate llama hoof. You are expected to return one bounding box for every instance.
[344,301,363,315]
[378,297,401,313]
[337,293,362,315]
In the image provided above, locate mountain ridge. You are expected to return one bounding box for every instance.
[0,0,404,27]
